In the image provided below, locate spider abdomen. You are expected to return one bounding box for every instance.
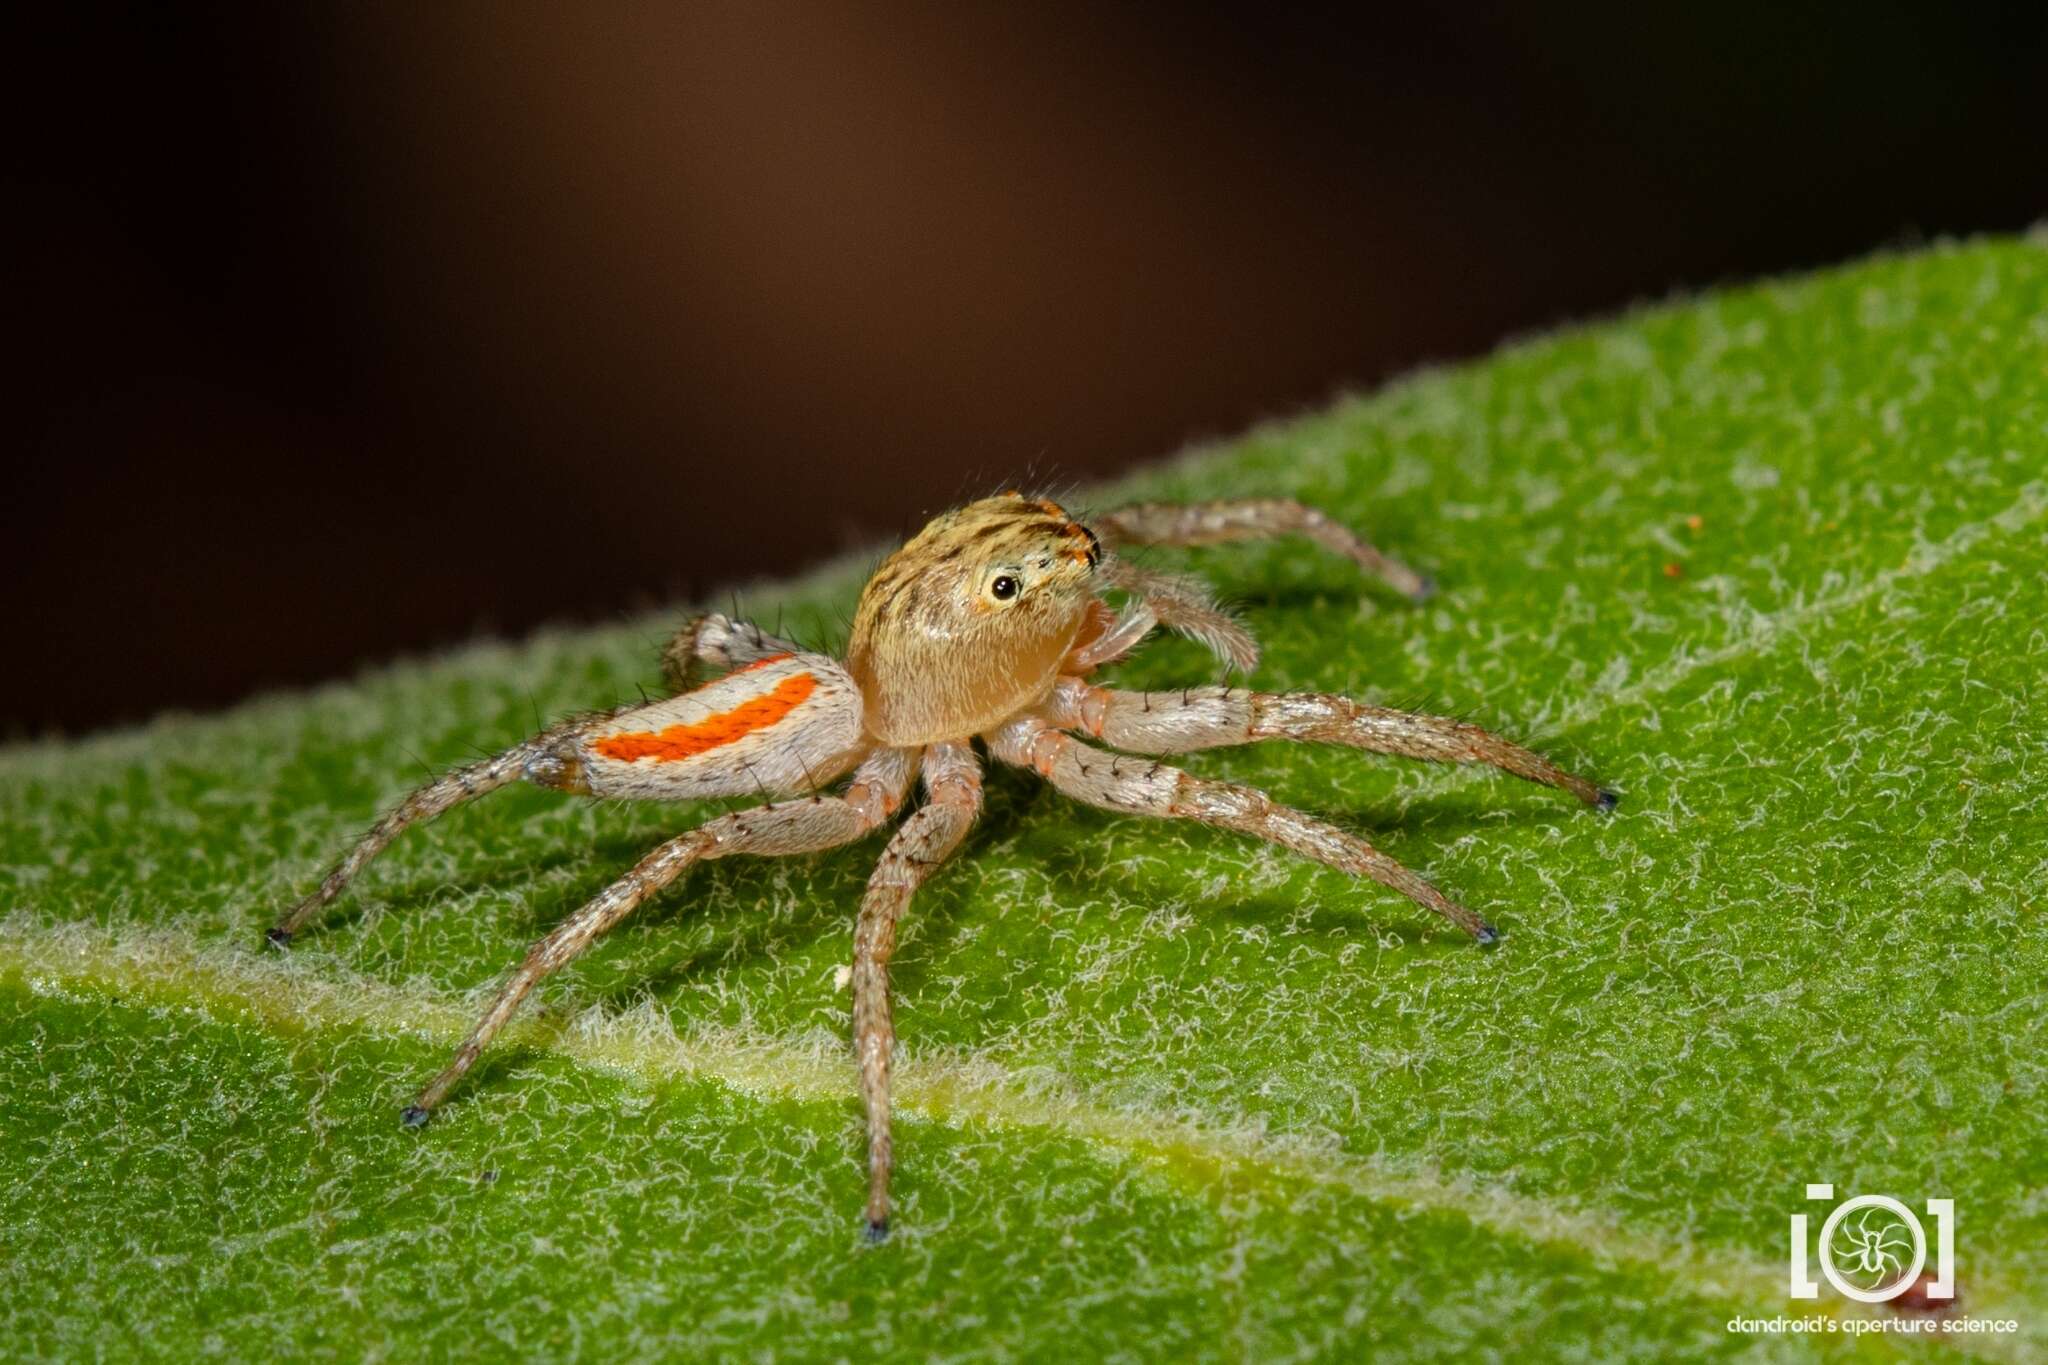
[552,653,868,800]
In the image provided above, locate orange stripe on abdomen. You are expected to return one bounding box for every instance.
[594,672,816,763]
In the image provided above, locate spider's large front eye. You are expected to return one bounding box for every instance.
[989,575,1019,602]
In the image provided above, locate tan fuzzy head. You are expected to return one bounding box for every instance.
[848,493,1103,745]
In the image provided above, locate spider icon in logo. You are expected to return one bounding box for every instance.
[1828,1207,1914,1293]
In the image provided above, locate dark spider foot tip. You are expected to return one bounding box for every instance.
[400,1105,431,1129]
[1474,923,1500,947]
[862,1218,890,1245]
[1408,574,1438,604]
[1595,789,1621,812]
[264,927,293,949]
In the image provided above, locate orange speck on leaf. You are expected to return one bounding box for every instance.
[1662,561,1684,579]
[595,671,815,763]
[1685,514,1704,532]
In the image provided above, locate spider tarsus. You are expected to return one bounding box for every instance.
[400,1105,432,1129]
[1408,573,1437,603]
[1473,922,1501,946]
[264,926,293,950]
[862,1217,890,1245]
[1595,789,1621,812]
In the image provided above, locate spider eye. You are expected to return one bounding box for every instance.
[989,575,1019,602]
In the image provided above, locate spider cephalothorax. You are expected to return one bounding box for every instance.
[267,493,1615,1241]
[848,494,1104,745]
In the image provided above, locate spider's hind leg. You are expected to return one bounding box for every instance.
[275,649,870,950]
[660,611,804,691]
[266,713,617,948]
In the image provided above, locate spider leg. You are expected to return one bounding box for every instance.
[661,611,805,691]
[851,741,983,1242]
[405,748,918,1122]
[988,717,1495,941]
[266,709,631,946]
[1098,561,1259,672]
[1043,678,1615,809]
[274,651,872,947]
[1095,498,1433,602]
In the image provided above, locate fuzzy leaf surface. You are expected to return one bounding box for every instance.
[4,238,2045,1361]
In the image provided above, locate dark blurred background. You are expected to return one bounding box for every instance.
[7,3,2044,736]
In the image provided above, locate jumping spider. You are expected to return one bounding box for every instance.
[268,494,1615,1240]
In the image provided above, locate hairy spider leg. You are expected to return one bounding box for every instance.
[850,741,983,1241]
[1095,497,1434,602]
[1041,678,1617,809]
[270,651,872,945]
[407,747,920,1123]
[1096,560,1259,672]
[267,712,621,946]
[988,716,1496,941]
[661,611,807,692]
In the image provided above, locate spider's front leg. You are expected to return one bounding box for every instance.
[405,746,919,1123]
[1093,561,1259,672]
[989,717,1496,941]
[851,740,983,1242]
[1043,678,1615,809]
[1095,497,1434,602]
[1079,497,1436,676]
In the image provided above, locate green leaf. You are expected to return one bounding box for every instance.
[5,236,2044,1361]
